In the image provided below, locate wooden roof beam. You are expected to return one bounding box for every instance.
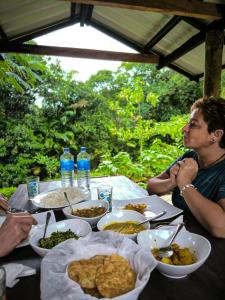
[80,4,93,26]
[157,31,206,69]
[0,26,9,42]
[142,16,181,53]
[90,19,143,52]
[157,18,225,70]
[0,43,160,64]
[181,16,207,31]
[71,2,77,19]
[67,0,224,20]
[6,17,80,44]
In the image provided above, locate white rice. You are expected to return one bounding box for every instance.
[40,187,85,208]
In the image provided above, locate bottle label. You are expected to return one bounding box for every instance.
[60,160,74,171]
[77,159,90,171]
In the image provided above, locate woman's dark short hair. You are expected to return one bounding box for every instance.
[191,97,225,148]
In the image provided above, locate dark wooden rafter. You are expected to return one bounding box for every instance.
[181,16,207,31]
[80,4,90,26]
[157,31,206,69]
[90,19,143,52]
[157,18,225,70]
[79,4,93,25]
[2,17,80,44]
[0,26,9,42]
[67,0,223,20]
[167,63,199,81]
[0,43,159,64]
[86,5,94,23]
[71,2,77,19]
[142,16,181,53]
[86,19,200,81]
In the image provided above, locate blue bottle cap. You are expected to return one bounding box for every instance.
[64,148,70,152]
[80,147,86,151]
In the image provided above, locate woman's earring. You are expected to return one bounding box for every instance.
[210,138,215,143]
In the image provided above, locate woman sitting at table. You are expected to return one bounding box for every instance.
[0,196,37,257]
[147,97,225,238]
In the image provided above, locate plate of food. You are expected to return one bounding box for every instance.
[30,186,90,209]
[0,210,56,248]
[112,195,183,220]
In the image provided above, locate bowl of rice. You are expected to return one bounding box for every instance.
[31,186,90,209]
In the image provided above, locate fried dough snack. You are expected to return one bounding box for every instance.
[123,203,147,214]
[96,254,136,298]
[68,255,106,289]
[68,254,136,298]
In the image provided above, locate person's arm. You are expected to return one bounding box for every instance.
[147,163,180,196]
[0,195,10,214]
[176,158,225,238]
[0,213,37,257]
[180,187,225,238]
[147,172,174,196]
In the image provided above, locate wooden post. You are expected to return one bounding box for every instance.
[204,27,224,97]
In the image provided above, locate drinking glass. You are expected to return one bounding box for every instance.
[26,176,40,199]
[97,185,113,211]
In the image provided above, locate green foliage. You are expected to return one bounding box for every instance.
[0,187,16,200]
[1,54,204,188]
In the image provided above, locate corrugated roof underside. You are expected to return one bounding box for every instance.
[93,6,171,46]
[0,1,224,78]
[0,0,70,39]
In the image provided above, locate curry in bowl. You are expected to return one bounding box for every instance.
[72,206,107,218]
[103,221,145,234]
[152,243,197,265]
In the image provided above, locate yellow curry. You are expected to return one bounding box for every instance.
[103,221,145,234]
[152,243,197,265]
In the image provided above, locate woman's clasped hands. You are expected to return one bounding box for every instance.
[170,158,198,189]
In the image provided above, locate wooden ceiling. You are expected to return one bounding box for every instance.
[0,0,225,81]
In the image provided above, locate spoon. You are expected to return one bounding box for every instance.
[136,210,167,226]
[41,211,51,241]
[64,192,73,213]
[118,211,167,233]
[157,223,184,258]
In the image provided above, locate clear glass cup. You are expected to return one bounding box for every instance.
[26,176,40,199]
[97,185,113,211]
[0,267,6,300]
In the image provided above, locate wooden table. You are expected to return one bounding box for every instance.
[1,176,225,300]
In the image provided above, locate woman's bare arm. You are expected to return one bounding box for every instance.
[147,171,175,196]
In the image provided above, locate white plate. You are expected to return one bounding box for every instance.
[30,219,92,257]
[30,187,90,209]
[0,210,56,248]
[112,195,183,220]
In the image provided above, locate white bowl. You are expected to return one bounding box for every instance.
[62,200,109,227]
[137,228,211,279]
[97,210,150,240]
[29,219,92,257]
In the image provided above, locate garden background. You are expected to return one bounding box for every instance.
[1,49,225,198]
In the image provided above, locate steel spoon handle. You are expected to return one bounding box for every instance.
[137,210,167,226]
[167,223,184,247]
[64,192,73,212]
[42,212,51,240]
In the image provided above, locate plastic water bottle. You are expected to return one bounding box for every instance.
[77,147,90,190]
[60,148,74,187]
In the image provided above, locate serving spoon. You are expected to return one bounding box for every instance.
[157,223,184,258]
[136,210,167,226]
[64,192,73,213]
[41,211,51,241]
[118,211,167,233]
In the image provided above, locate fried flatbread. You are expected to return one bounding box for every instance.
[68,255,106,289]
[96,254,136,298]
[68,254,136,298]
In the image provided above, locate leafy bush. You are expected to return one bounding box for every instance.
[0,187,17,200]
